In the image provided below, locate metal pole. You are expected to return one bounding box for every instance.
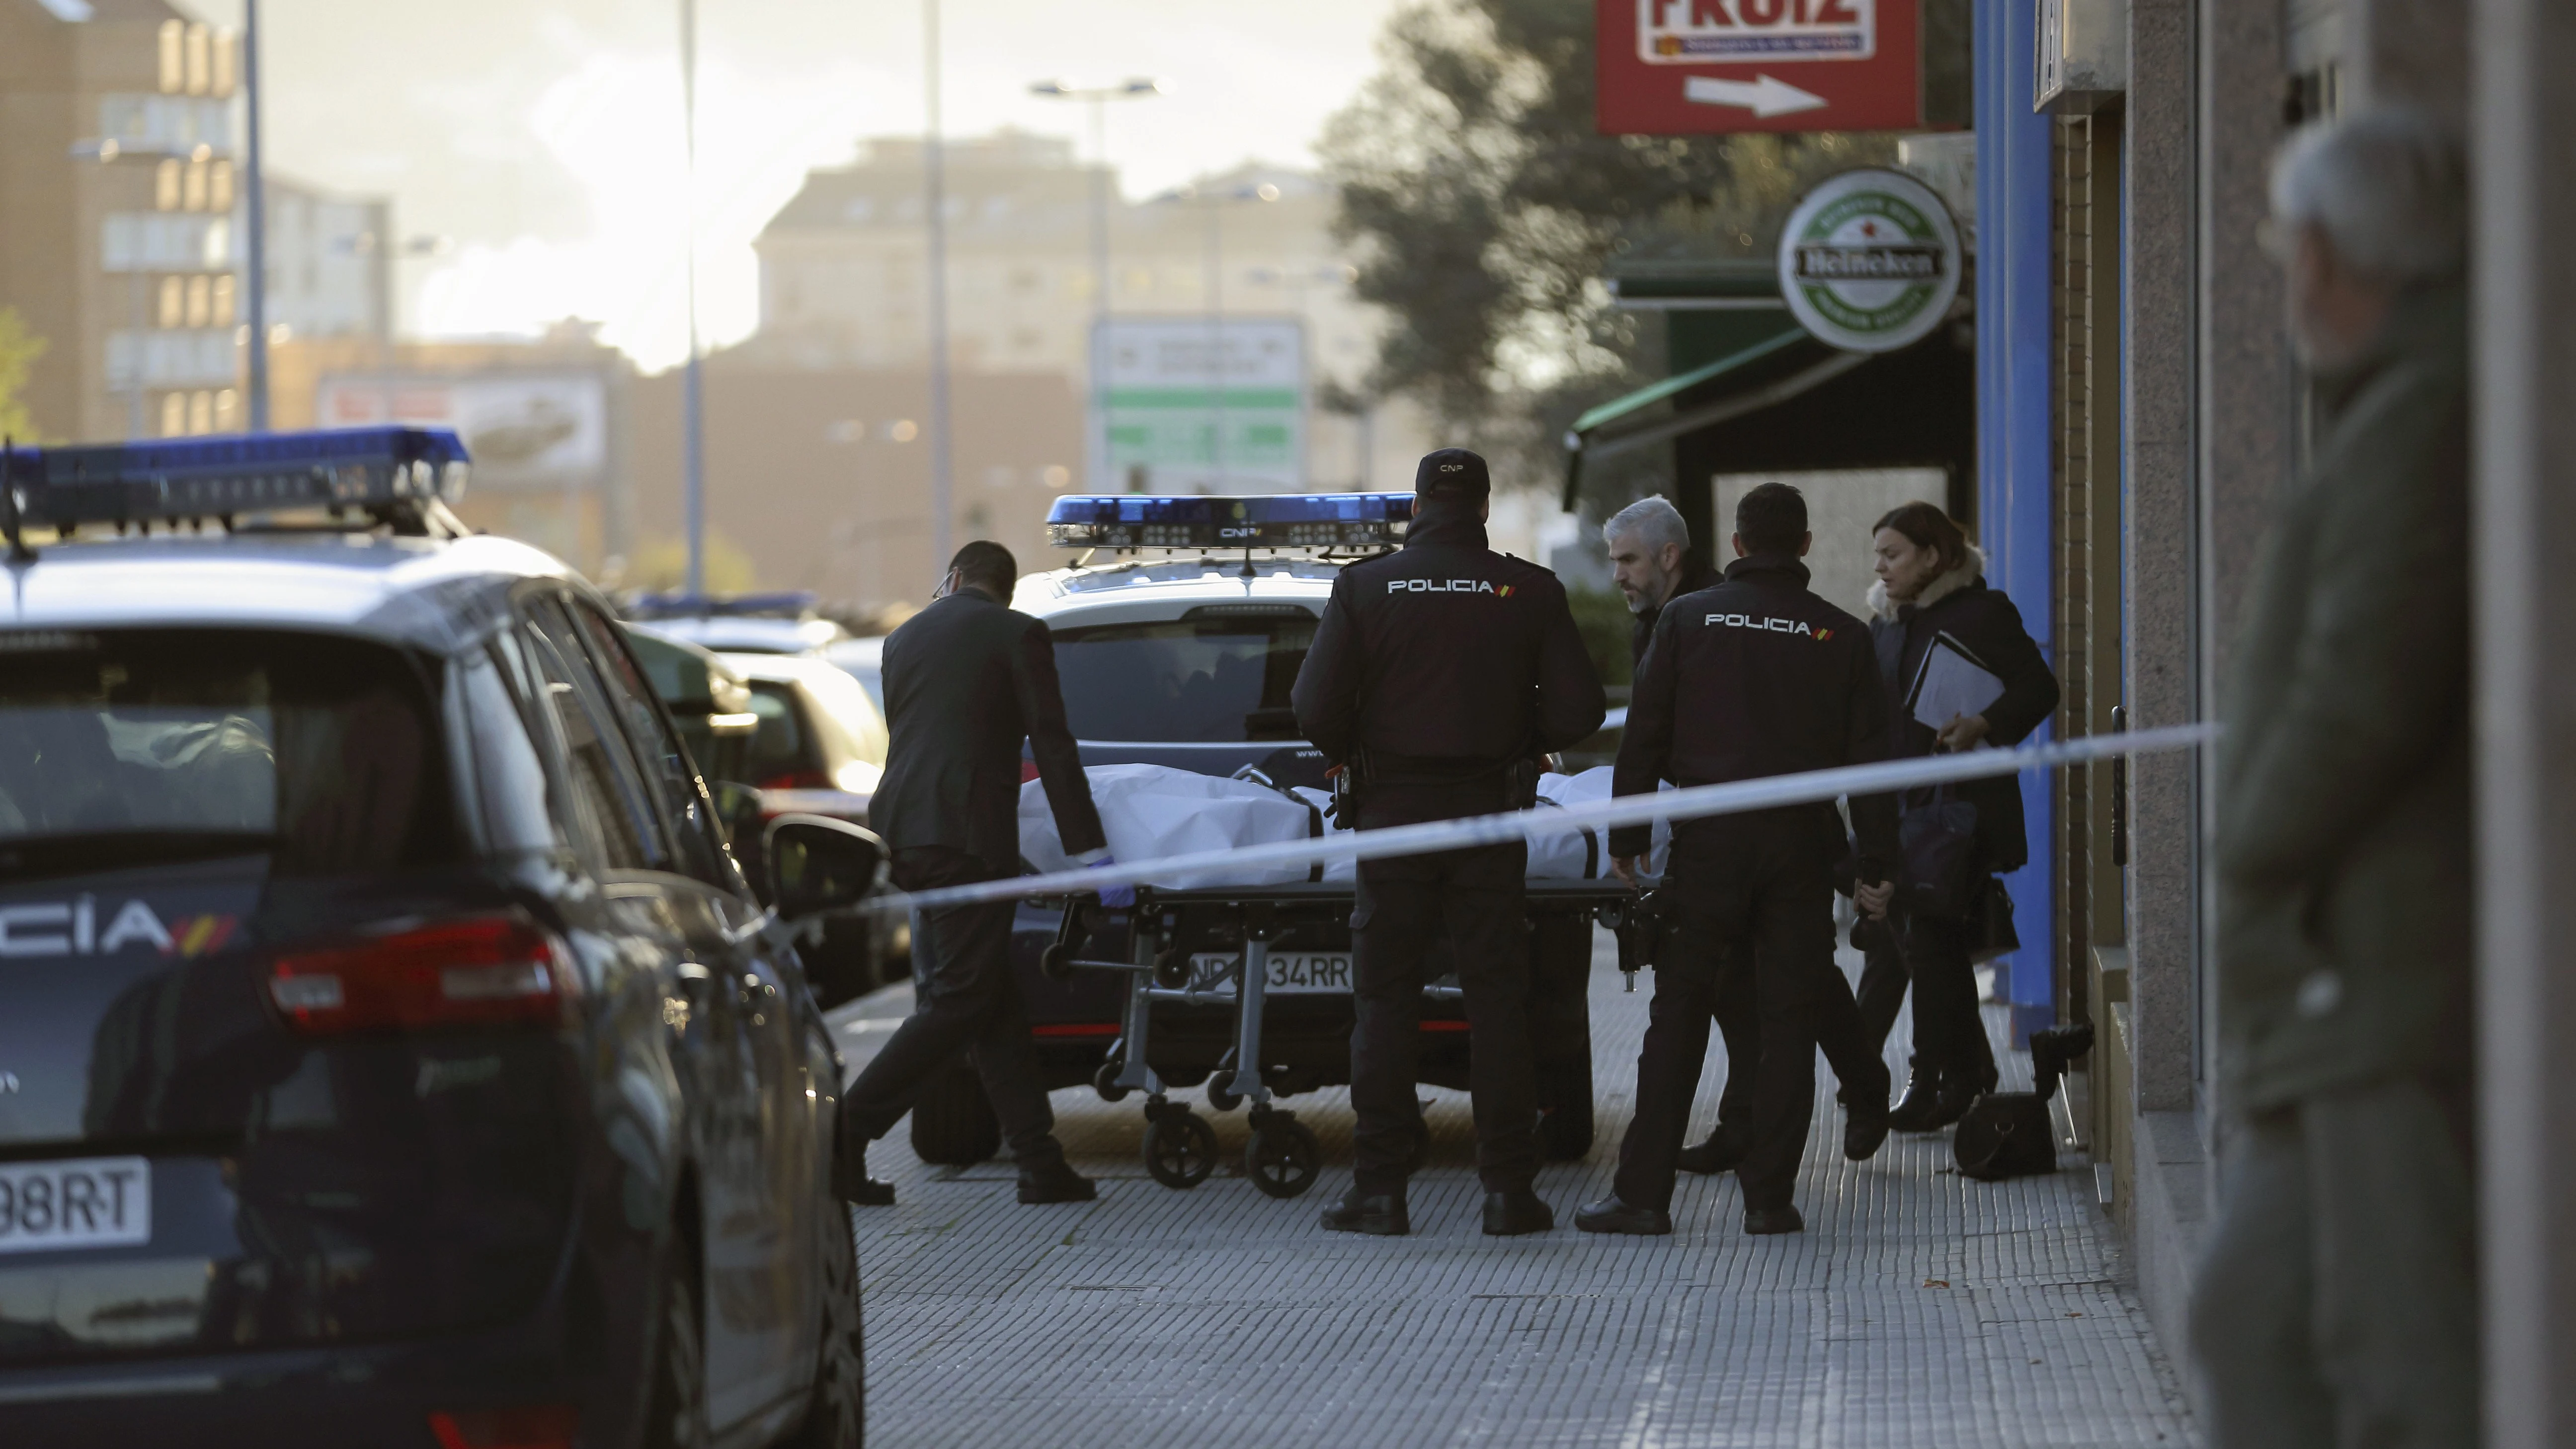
[923,0,954,568]
[1205,194,1222,487]
[679,0,707,598]
[129,265,145,440]
[242,0,269,432]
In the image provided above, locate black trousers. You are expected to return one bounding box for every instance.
[1853,918,1909,1055]
[1615,809,1860,1213]
[1349,782,1537,1197]
[1901,912,1996,1083]
[839,846,1065,1171]
[1708,930,1891,1147]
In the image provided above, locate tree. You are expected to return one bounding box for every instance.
[1320,0,1892,513]
[0,308,46,443]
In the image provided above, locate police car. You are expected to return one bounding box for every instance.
[897,494,1606,1182]
[0,430,869,1448]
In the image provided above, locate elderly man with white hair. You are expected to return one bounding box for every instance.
[2188,107,2476,1448]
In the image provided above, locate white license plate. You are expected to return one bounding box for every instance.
[0,1156,150,1255]
[1191,952,1355,995]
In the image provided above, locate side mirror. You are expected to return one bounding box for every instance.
[765,813,888,922]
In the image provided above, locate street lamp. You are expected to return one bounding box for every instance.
[1029,77,1162,476]
[679,0,707,598]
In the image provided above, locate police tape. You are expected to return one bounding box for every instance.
[852,722,2217,916]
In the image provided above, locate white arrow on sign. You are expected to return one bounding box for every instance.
[1683,74,1830,118]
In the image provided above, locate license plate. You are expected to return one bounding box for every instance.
[1190,952,1354,995]
[0,1156,150,1255]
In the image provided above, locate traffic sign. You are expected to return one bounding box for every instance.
[1597,0,1927,135]
[1089,317,1306,496]
[1774,168,1961,351]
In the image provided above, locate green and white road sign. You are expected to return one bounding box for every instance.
[1090,317,1306,494]
[1775,168,1963,353]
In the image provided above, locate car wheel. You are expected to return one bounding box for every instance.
[908,1063,1001,1165]
[642,1230,711,1449]
[785,1201,866,1449]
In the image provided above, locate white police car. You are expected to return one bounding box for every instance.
[0,429,871,1448]
[896,495,1603,1181]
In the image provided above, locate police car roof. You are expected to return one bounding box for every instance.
[2,531,577,655]
[1013,554,1338,628]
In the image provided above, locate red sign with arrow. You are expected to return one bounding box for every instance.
[1596,0,1925,135]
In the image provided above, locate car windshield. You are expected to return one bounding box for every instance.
[0,629,458,876]
[1051,617,1315,743]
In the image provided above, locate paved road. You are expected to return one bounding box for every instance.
[827,932,2199,1449]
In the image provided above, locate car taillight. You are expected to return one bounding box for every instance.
[428,1405,579,1449]
[759,768,833,791]
[269,916,573,1035]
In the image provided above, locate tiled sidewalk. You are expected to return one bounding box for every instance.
[833,933,2199,1448]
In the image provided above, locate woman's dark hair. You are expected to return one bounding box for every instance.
[1871,501,1971,576]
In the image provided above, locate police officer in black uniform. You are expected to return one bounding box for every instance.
[1291,449,1606,1237]
[1579,483,1895,1237]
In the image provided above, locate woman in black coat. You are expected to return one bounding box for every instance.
[1854,502,2061,1130]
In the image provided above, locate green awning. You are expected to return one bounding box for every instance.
[1566,324,1811,436]
[1562,324,1876,509]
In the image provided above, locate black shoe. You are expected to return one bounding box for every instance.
[1887,1057,1945,1133]
[1319,1189,1410,1236]
[832,1144,896,1207]
[1744,1204,1806,1235]
[1932,1061,1998,1129]
[1575,1194,1673,1236]
[1482,1188,1556,1236]
[1016,1162,1098,1205]
[1675,1128,1747,1176]
[1844,1061,1892,1161]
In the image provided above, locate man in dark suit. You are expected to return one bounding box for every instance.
[836,540,1110,1206]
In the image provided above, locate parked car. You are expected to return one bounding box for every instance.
[623,624,762,787]
[626,593,847,656]
[719,653,904,1006]
[0,429,870,1449]
[821,636,886,716]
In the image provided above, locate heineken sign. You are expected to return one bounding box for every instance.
[1775,168,1962,352]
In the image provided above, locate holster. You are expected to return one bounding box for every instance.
[1328,745,1372,824]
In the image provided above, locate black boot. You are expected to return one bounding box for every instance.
[1844,1059,1892,1161]
[1743,1204,1806,1235]
[1932,1059,1998,1129]
[1319,1187,1410,1236]
[1886,1057,1945,1133]
[832,1141,896,1207]
[1016,1160,1098,1205]
[1675,1126,1748,1175]
[1482,1187,1556,1236]
[1575,1194,1672,1236]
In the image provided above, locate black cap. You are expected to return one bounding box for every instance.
[1414,448,1490,498]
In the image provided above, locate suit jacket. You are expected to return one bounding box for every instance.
[869,589,1105,873]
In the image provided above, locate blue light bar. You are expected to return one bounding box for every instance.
[0,427,469,541]
[1046,493,1413,550]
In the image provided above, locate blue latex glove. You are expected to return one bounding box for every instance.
[1085,854,1136,909]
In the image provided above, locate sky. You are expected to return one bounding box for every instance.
[183,0,1415,370]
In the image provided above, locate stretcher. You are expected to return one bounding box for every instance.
[1032,877,1659,1199]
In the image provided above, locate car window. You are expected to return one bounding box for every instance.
[566,601,729,886]
[515,599,670,873]
[0,629,459,876]
[1050,617,1317,742]
[742,681,820,787]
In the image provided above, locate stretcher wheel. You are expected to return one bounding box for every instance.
[1153,947,1192,990]
[1093,1058,1130,1103]
[1245,1117,1320,1199]
[1143,1111,1218,1189]
[1040,943,1075,982]
[1204,1072,1243,1114]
